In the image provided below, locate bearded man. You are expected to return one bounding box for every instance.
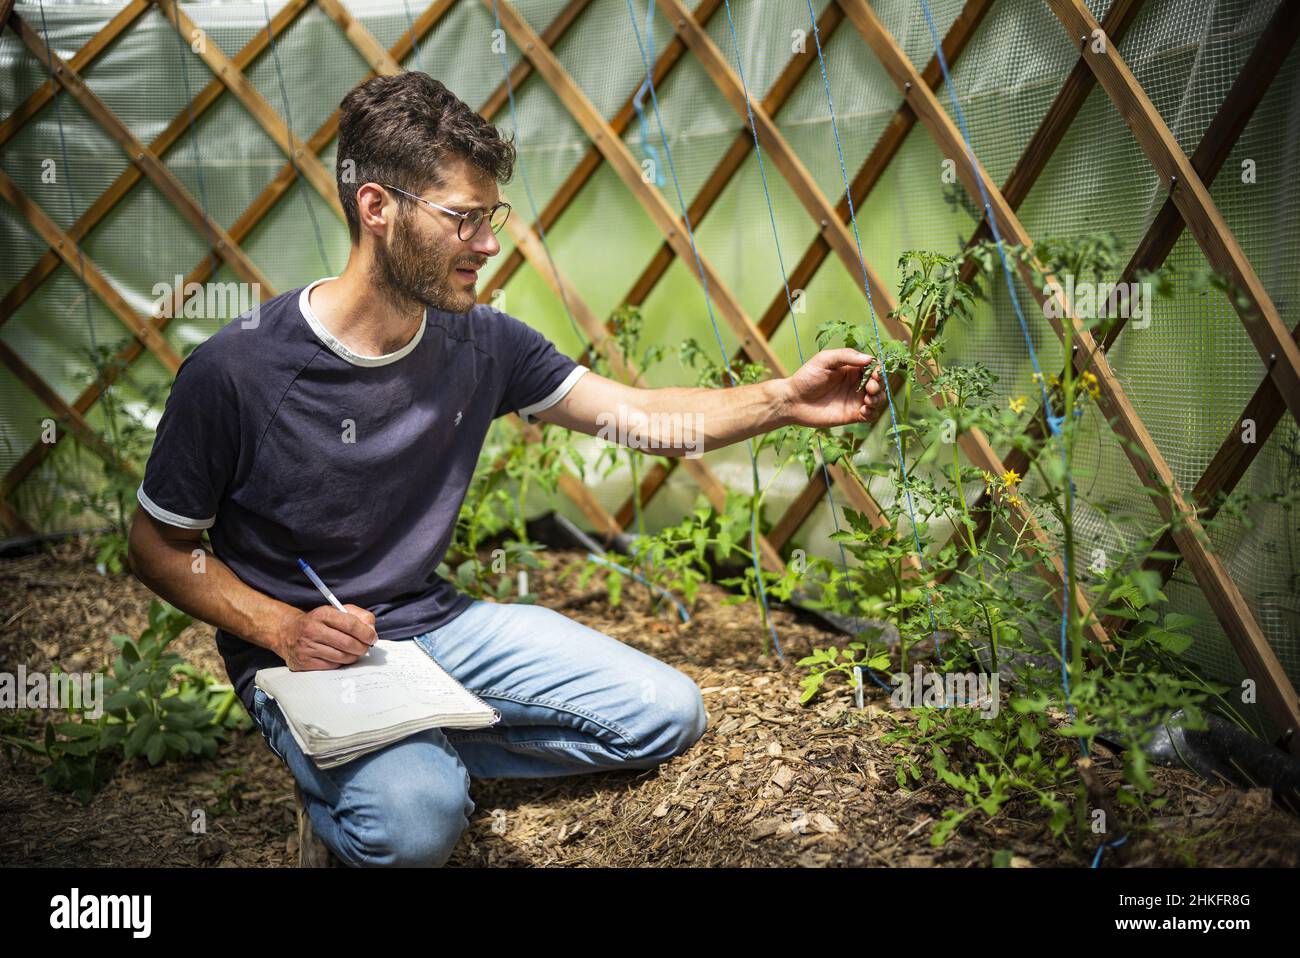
[128,72,885,867]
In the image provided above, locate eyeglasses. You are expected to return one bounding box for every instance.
[382,184,511,241]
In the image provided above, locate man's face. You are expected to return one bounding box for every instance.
[372,157,502,314]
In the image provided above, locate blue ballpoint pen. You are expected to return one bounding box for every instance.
[298,558,372,656]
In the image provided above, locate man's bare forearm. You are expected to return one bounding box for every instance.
[129,523,295,656]
[615,378,794,457]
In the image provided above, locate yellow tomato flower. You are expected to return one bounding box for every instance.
[1009,395,1027,414]
[1080,370,1101,399]
[1001,469,1021,487]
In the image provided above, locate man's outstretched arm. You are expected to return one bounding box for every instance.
[532,348,886,456]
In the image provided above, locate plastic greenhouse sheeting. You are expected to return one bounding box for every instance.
[1,0,1296,733]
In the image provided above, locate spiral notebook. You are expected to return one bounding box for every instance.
[254,638,501,768]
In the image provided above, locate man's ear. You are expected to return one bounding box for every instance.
[356,182,392,239]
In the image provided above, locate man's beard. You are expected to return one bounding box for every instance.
[372,209,480,315]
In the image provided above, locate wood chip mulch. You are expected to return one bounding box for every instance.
[2,536,1298,868]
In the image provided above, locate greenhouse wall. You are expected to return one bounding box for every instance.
[2,0,1296,731]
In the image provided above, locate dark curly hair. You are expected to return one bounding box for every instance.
[335,73,516,243]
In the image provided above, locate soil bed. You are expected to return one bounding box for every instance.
[2,536,1297,867]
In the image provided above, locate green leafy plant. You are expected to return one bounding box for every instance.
[44,340,168,574]
[439,416,574,600]
[793,237,1233,857]
[797,624,891,705]
[1,600,249,802]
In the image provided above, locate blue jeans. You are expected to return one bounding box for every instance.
[250,598,708,867]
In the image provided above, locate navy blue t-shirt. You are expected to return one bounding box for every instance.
[136,277,588,715]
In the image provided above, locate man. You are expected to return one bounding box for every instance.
[127,73,885,867]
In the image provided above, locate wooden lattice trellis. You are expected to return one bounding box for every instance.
[1,0,1297,747]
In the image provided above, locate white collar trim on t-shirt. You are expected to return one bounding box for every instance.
[298,277,427,367]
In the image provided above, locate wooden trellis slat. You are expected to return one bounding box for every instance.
[662,0,895,316]
[10,13,272,292]
[479,0,593,120]
[315,0,403,75]
[0,0,451,530]
[0,339,133,478]
[0,168,183,372]
[961,0,1297,608]
[481,0,725,315]
[386,0,458,63]
[1046,0,1300,427]
[1103,0,1300,604]
[485,0,783,375]
[0,0,150,148]
[755,0,995,545]
[152,0,343,217]
[843,0,1299,745]
[1130,326,1294,593]
[0,161,180,522]
[0,0,314,334]
[618,37,825,314]
[956,0,1145,284]
[611,0,851,535]
[945,0,1298,658]
[664,0,1105,638]
[0,498,33,536]
[935,0,1147,573]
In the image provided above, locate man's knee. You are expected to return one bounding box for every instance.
[639,669,708,763]
[336,773,473,867]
